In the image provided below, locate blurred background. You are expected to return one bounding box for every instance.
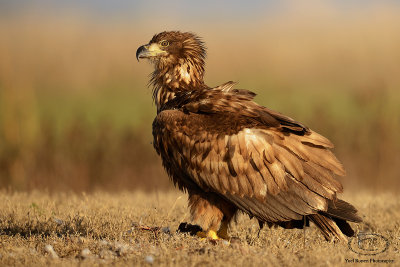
[0,0,399,193]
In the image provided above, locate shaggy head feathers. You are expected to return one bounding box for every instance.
[148,31,206,68]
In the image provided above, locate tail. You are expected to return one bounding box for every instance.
[310,199,362,242]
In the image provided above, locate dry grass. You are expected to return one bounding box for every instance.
[0,190,399,266]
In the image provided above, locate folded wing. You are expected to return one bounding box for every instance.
[153,85,347,223]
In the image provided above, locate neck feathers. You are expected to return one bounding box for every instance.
[151,57,205,112]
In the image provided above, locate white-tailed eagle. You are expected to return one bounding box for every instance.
[136,31,361,241]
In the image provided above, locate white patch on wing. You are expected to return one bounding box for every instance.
[243,128,260,148]
[242,128,275,163]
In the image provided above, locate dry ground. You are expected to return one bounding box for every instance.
[0,190,399,266]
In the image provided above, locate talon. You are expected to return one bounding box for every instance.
[196,230,220,240]
[207,230,219,240]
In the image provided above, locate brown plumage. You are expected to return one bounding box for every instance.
[136,31,361,242]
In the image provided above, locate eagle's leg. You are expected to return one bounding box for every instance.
[188,190,236,240]
[217,219,230,240]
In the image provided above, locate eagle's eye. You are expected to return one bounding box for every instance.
[159,40,169,47]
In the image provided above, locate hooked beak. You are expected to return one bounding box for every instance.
[136,43,167,61]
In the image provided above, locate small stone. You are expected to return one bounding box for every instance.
[145,255,154,264]
[222,240,230,246]
[80,248,91,259]
[54,218,63,225]
[161,227,171,234]
[44,244,59,259]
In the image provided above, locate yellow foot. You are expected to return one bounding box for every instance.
[196,230,220,240]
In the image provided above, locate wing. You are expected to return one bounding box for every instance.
[153,88,345,222]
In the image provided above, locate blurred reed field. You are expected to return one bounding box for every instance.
[0,3,400,192]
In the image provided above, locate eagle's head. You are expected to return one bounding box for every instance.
[136,31,206,68]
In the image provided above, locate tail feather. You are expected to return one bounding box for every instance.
[260,198,361,242]
[309,214,348,242]
[332,217,355,237]
[311,198,362,242]
[323,199,362,223]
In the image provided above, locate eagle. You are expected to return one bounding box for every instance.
[136,31,361,242]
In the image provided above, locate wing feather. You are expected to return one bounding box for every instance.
[300,172,336,199]
[266,161,288,191]
[286,176,327,211]
[303,161,343,192]
[274,145,304,180]
[299,131,334,148]
[217,155,230,193]
[304,145,345,176]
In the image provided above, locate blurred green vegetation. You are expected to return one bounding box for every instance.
[0,8,399,192]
